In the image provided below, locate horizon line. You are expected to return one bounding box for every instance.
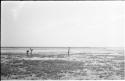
[1,46,124,48]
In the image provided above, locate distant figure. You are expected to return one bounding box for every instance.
[68,47,70,56]
[26,50,29,56]
[30,48,34,56]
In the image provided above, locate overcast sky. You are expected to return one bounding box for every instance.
[1,1,125,47]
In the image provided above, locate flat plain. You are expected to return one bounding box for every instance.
[1,47,125,80]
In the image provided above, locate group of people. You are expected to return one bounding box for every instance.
[26,48,34,56]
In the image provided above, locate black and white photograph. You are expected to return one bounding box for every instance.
[1,1,125,80]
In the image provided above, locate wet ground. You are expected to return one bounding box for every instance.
[1,51,125,80]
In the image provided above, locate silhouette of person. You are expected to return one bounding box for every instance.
[30,48,33,56]
[26,50,29,56]
[68,47,70,56]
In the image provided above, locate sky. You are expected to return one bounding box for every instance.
[1,1,125,47]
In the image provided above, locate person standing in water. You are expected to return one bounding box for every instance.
[68,47,70,56]
[26,50,29,56]
[30,48,33,56]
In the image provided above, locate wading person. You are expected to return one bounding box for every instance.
[26,50,29,56]
[30,48,33,56]
[68,47,70,56]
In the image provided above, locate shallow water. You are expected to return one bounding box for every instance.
[1,47,124,55]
